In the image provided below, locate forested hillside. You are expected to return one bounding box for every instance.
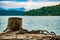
[0,8,25,16]
[0,4,60,16]
[24,4,60,16]
[0,10,24,16]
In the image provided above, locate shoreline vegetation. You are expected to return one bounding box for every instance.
[0,4,60,16]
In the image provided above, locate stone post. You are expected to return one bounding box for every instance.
[4,17,22,32]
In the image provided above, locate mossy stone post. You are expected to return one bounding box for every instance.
[4,17,22,32]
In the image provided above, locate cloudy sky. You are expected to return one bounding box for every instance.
[0,0,60,11]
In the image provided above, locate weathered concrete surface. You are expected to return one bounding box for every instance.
[0,17,60,40]
[0,32,60,40]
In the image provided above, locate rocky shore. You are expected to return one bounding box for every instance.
[0,32,60,40]
[0,17,60,40]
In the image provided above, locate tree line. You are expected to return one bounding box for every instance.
[24,4,60,16]
[0,4,60,16]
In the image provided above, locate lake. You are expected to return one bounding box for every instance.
[0,16,60,35]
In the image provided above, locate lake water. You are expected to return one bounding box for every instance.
[0,16,60,35]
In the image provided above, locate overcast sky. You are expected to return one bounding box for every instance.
[0,0,60,2]
[0,0,60,11]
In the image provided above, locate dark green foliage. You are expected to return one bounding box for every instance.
[0,4,60,16]
[24,4,60,16]
[0,10,24,16]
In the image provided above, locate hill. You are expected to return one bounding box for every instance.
[24,4,60,16]
[0,4,60,16]
[0,7,25,16]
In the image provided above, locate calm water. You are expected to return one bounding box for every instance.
[0,16,60,35]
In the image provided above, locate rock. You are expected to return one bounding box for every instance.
[4,17,22,32]
[50,31,56,36]
[0,17,59,40]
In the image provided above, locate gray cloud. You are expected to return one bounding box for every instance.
[32,0,60,2]
[0,1,60,11]
[0,0,28,2]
